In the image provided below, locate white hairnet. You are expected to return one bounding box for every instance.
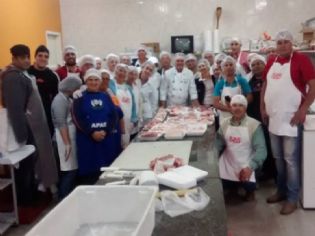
[148,56,159,64]
[99,69,111,77]
[214,53,227,63]
[159,51,171,59]
[137,45,148,53]
[185,53,197,62]
[127,66,138,73]
[221,56,236,68]
[63,45,77,56]
[59,75,82,93]
[174,52,185,61]
[78,54,96,68]
[202,51,214,58]
[197,59,210,70]
[250,54,266,68]
[231,94,248,108]
[120,54,131,63]
[84,68,101,82]
[95,57,102,63]
[246,53,258,64]
[230,37,242,45]
[275,30,293,42]
[106,53,119,62]
[115,63,128,72]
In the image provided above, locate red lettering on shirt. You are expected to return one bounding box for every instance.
[229,136,241,143]
[271,72,282,80]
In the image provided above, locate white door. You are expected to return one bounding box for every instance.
[46,31,62,70]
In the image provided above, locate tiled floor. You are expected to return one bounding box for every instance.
[226,180,315,236]
[4,181,315,236]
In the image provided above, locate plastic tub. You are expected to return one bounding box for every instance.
[26,186,158,236]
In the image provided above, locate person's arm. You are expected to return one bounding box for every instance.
[159,72,169,107]
[240,125,267,181]
[260,80,268,125]
[189,76,199,107]
[2,73,31,143]
[213,96,231,112]
[214,127,226,157]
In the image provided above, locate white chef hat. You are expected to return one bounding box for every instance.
[63,45,77,56]
[173,52,185,61]
[84,68,101,82]
[59,75,82,93]
[221,56,236,68]
[159,51,172,59]
[231,94,248,108]
[275,30,294,42]
[115,63,128,72]
[78,54,96,68]
[250,54,266,69]
[214,53,226,63]
[106,53,119,62]
[185,53,197,62]
[148,56,159,65]
[95,57,102,63]
[197,59,210,70]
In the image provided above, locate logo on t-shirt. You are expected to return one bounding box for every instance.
[91,99,103,109]
[229,136,241,143]
[271,72,282,80]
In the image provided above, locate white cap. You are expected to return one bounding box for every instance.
[99,69,111,77]
[95,57,102,63]
[230,37,241,45]
[148,56,159,64]
[250,54,266,66]
[106,53,119,61]
[63,45,77,56]
[174,52,186,61]
[185,53,197,62]
[78,54,96,68]
[231,94,248,108]
[84,68,101,82]
[214,53,226,63]
[159,51,171,59]
[127,66,138,73]
[275,30,293,42]
[137,45,148,53]
[221,56,236,67]
[202,51,214,58]
[197,59,210,69]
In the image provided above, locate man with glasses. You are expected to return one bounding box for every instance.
[28,45,59,136]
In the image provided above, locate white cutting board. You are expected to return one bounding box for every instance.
[110,141,193,170]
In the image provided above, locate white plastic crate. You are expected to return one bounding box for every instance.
[26,186,157,236]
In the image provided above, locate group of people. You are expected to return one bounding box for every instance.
[0,29,315,216]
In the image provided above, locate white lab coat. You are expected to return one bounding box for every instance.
[140,81,157,123]
[160,67,198,106]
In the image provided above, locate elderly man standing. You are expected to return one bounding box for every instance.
[133,46,148,68]
[160,53,199,107]
[216,95,267,201]
[56,45,80,80]
[157,51,172,76]
[261,30,315,215]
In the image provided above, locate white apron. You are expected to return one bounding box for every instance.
[219,125,256,182]
[117,84,133,137]
[264,55,301,137]
[219,79,242,123]
[167,71,190,106]
[55,94,77,171]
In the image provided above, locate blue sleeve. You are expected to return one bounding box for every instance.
[213,79,224,97]
[71,96,93,135]
[237,76,252,95]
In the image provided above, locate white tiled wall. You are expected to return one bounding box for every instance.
[59,0,315,58]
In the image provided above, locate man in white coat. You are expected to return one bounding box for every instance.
[216,95,267,202]
[160,53,199,107]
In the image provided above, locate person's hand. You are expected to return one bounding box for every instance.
[64,144,72,162]
[92,130,106,142]
[239,167,253,182]
[260,106,269,125]
[72,89,83,99]
[290,107,307,126]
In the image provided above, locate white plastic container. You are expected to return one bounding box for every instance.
[26,186,158,236]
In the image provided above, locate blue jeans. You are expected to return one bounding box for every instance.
[58,170,77,200]
[269,129,302,203]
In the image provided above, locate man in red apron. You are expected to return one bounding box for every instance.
[56,45,81,81]
[261,30,315,215]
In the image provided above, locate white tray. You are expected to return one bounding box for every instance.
[138,132,163,141]
[164,132,186,140]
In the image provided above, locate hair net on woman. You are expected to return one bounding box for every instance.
[197,59,211,70]
[275,30,294,42]
[221,56,236,68]
[215,53,227,63]
[78,54,96,68]
[59,75,82,93]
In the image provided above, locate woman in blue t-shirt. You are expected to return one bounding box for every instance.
[213,56,253,123]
